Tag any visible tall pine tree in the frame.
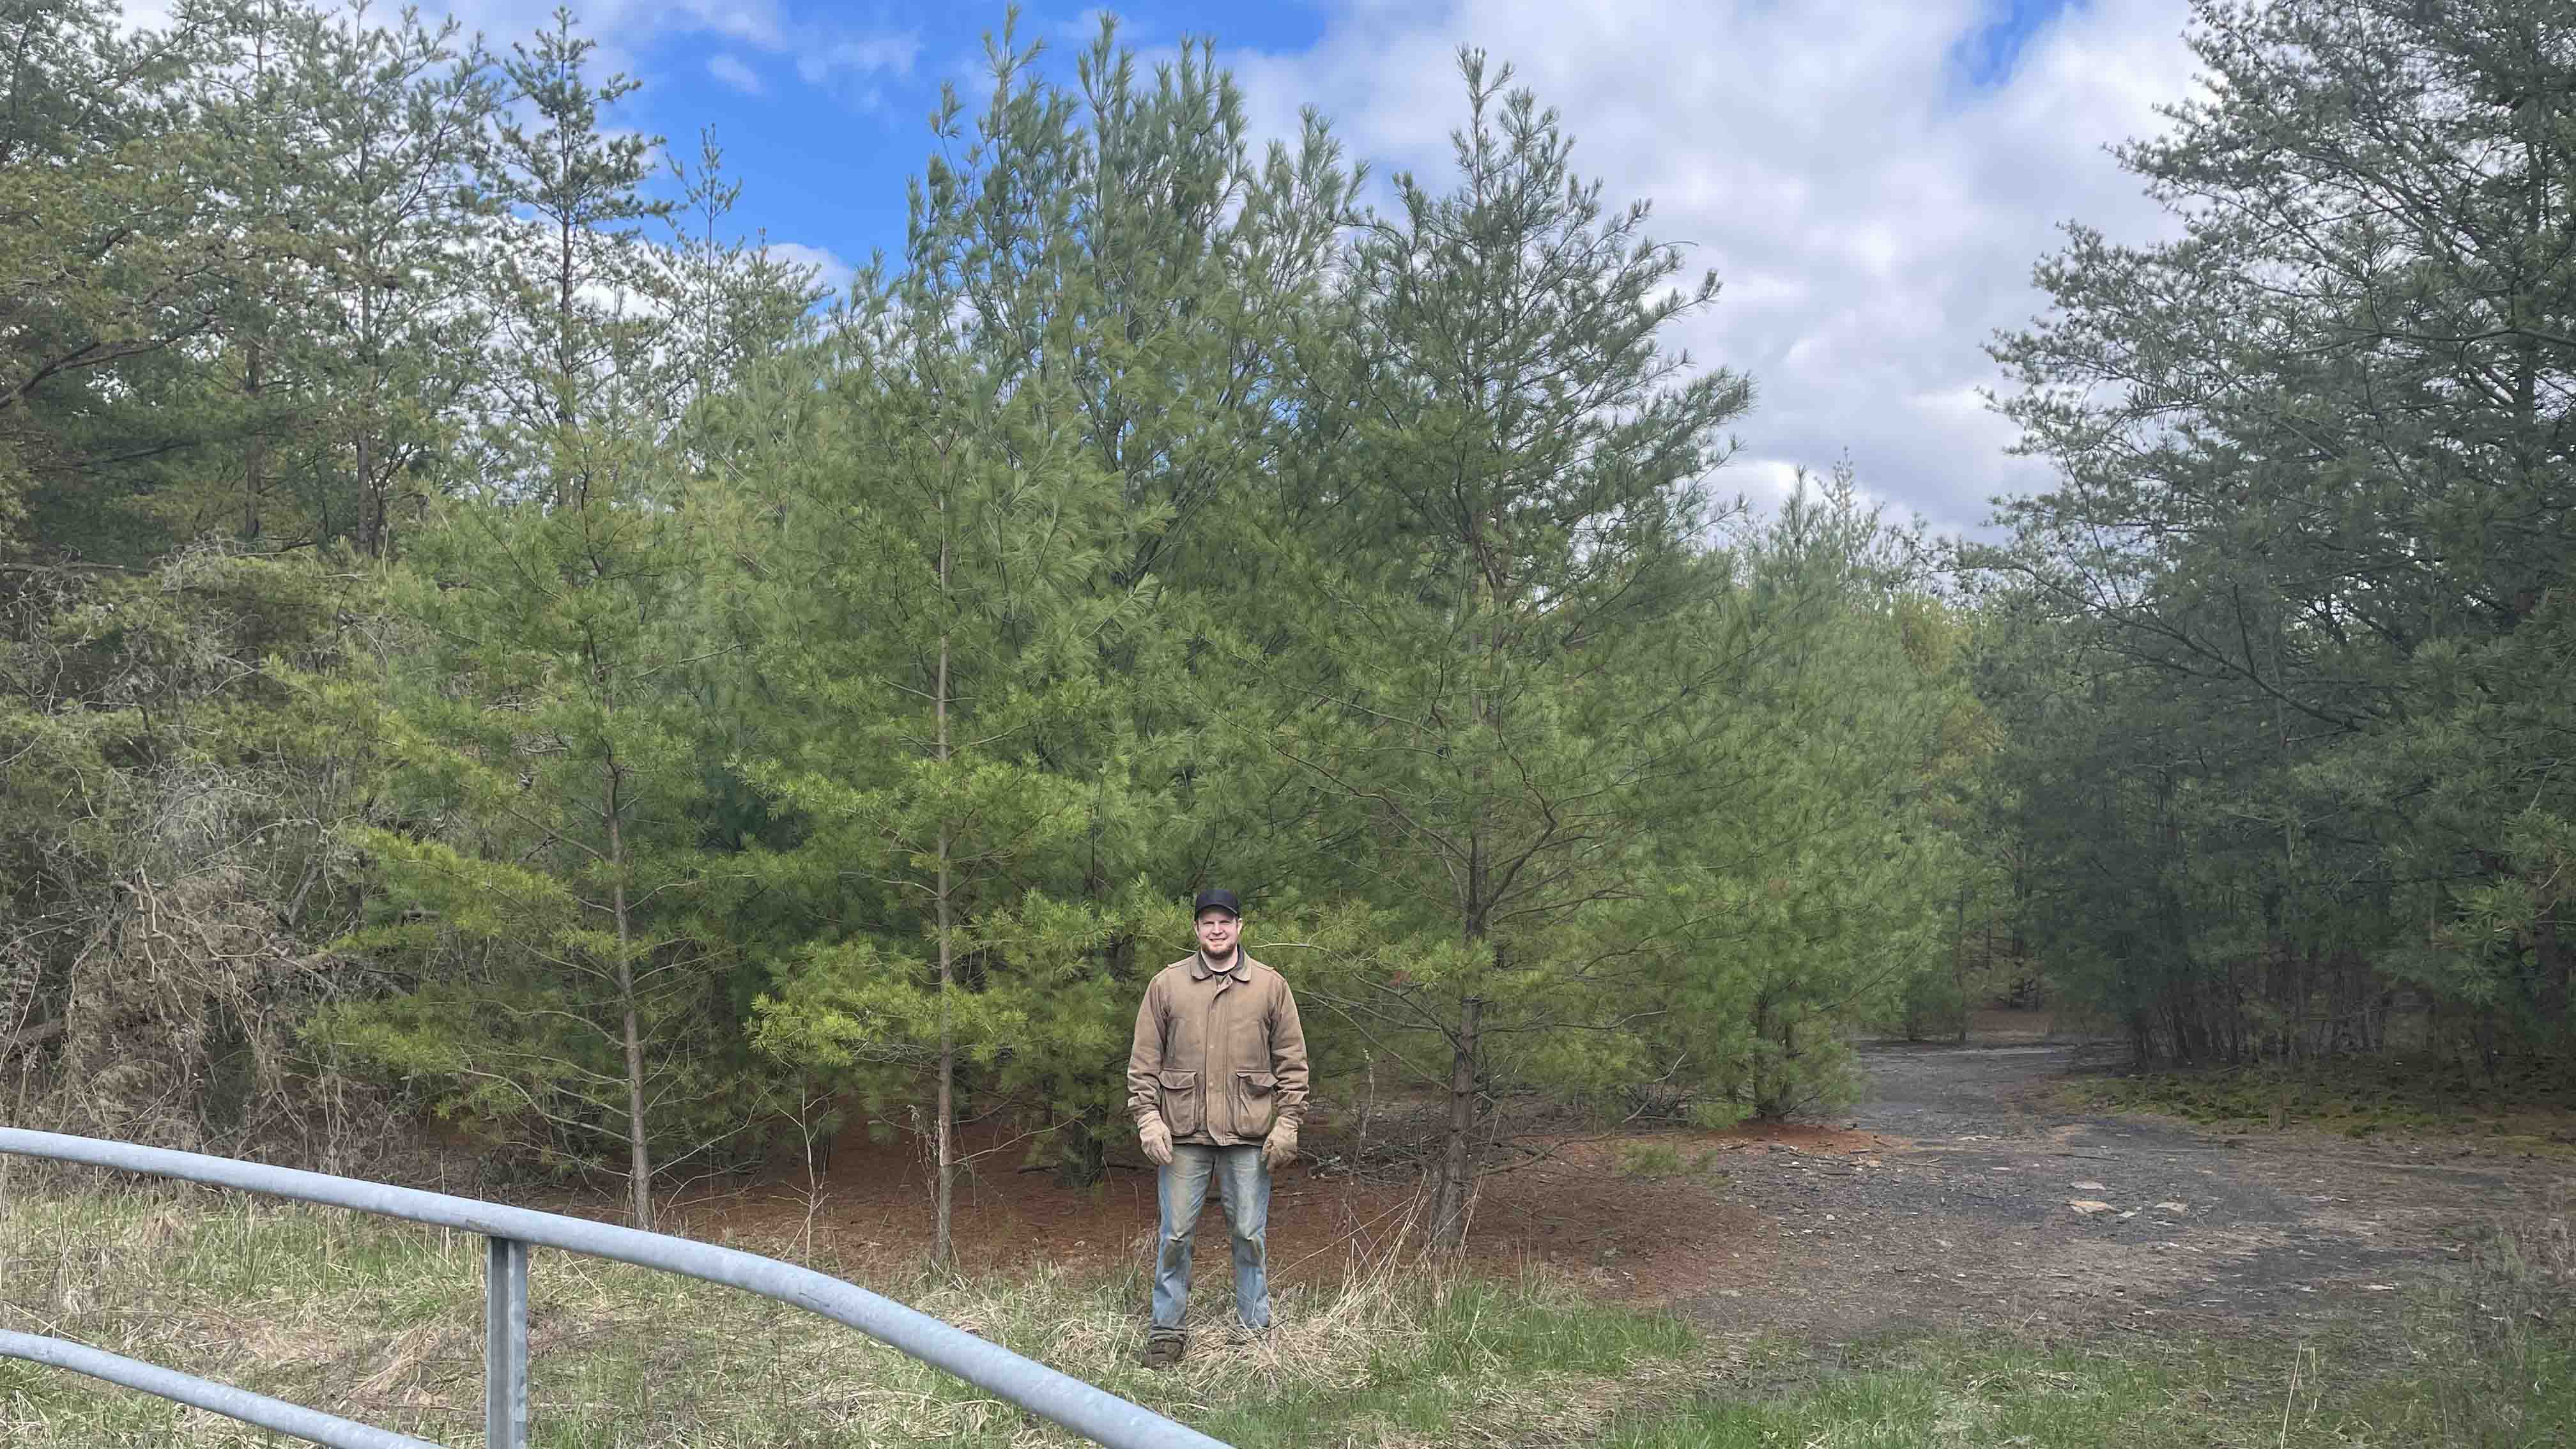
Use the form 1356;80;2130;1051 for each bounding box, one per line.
716;36;1164;1261
1260;52;1751;1243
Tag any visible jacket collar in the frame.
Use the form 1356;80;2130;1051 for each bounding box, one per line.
1190;949;1251;983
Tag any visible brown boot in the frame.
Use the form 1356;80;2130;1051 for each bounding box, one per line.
1137;1331;1186;1370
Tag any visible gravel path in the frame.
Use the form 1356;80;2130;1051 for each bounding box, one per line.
1670;1036;2575;1346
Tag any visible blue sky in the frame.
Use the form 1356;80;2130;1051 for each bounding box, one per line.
1953;0;2081;86
607;2;1331;281
128;0;2200;532
618;0;2087;298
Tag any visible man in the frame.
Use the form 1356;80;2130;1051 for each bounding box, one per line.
1125;887;1309;1368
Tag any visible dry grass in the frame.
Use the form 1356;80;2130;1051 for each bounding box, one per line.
1596;1206;2576;1448
0;1172;1692;1447
16;1165;2565;1447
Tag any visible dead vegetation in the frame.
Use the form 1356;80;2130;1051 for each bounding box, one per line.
0;1175;1692;1448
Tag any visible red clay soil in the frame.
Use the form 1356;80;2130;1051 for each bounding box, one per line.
652;1114;1900;1306
570;1024;2576;1349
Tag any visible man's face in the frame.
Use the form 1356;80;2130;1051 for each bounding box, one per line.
1195;909;1241;958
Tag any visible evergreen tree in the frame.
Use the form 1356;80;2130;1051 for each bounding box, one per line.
1261;52;1751;1243
1981;0;2576;1062
242;0;494;556
1641;474;1981;1118
0;2;435;1148
1;0;280;560
910;17;1365;1183
715;299;1149;1268
712;36;1165;1260
315;15;758;1225
321;421;736;1227
657;129;830;424
474;7;671;509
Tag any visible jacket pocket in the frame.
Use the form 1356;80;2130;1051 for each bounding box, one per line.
1236;1071;1278;1137
1157;1070;1201;1138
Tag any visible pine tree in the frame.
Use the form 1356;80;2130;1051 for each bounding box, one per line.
1980;0;2576;1062
0;0;282;560
1261;52;1751;1243
474;6;671;510
323;419;732;1228
317;13;737;1227
896;17;1365;1184
708;36;1165;1261
1642;473;1980;1118
243;0;494;556
714;299;1147;1266
657;129;830;424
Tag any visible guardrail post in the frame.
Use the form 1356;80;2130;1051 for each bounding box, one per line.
486;1235;529;1449
0;1128;1232;1448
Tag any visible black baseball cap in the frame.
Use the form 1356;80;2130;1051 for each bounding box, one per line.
1192;888;1242;919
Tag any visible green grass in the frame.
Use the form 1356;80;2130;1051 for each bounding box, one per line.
1600;1331;2576;1447
1609;1211;2576;1448
2064;1055;2576;1153
1187;1276;1696;1448
4;1172;2572;1446
0;1174;1695;1446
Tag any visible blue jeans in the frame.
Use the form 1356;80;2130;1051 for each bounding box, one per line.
1151;1144;1270;1335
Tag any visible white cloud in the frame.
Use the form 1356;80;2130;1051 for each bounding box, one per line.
111;0;180;32
123;1;908;107
439;0;791;53
765;241;857;298
706;53;765;96
445;0;916;107
1225;0;2204;535
111;0;2207;538
1058;7;1122;44
794;31;922;88
1733;459;1809;510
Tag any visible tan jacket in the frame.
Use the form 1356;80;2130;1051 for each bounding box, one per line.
1127;951;1309;1146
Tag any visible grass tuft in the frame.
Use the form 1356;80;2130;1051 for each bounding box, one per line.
1602;1210;2576;1448
9;1174;2572;1446
0;1181;1694;1446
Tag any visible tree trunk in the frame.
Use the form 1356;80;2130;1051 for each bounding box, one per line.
355;267;388;556
931;533;956;1270
1432;994;1481;1247
2536;903;2568;1046
1953;885;1970;1044
1432;558;1507;1252
1430;815;1492;1250
556;212;579;510
606;765;654;1232
934;835;954;1268
355;345;378;557
242;340;265;541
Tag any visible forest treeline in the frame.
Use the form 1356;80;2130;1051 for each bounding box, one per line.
2;0;2567;1254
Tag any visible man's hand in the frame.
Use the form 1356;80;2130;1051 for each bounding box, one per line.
1139;1116;1174;1166
1262;1118;1297;1169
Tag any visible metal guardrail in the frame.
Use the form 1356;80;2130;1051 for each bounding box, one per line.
0;1330;443;1449
0;1128;1229;1449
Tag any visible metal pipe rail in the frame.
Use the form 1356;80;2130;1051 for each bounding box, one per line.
0;1128;1229;1449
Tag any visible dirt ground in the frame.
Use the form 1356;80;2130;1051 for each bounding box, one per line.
663;1009;2576;1349
1675;1027;2572;1349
